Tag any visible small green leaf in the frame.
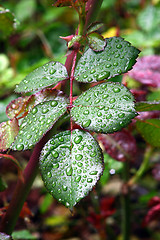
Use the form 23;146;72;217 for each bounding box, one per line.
87;32;106;52
39;129;103;209
68;35;82;49
87;22;104;34
135;101;160;111
0;176;8;192
0;118;19;152
0;8;18;38
136;119;160;147
12;95;68;151
12;230;36;240
15;61;68;93
75;37;140;83
71;82;136;133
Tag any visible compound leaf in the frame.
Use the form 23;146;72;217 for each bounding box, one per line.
136;119;160;147
39;129;103;209
11;95;68;151
71;82;136;133
15;61;68;93
75;36;140;83
0;118;19;152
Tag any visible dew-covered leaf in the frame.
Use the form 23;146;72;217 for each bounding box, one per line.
39;129;103;209
97;129;137;162
128;55;160;88
11;95;68;151
15;61;68;93
0;8;18;38
87;32;106;52
136;119;160;147
71;82;137;133
6;96;30;119
87;22;104;34
135;101;160;112
75;37;140;83
0;118;19;152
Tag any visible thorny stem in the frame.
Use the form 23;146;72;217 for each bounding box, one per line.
70;51;77;131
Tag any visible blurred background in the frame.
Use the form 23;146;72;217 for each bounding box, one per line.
0;0;160;239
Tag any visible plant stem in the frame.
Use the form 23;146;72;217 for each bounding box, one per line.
129;146;153;186
121;160;130;240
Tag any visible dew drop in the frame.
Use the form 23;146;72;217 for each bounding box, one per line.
49;69;56;75
42;108;49;114
16;144;24;151
52;163;59;169
106;114;112;119
90;69;96;74
97;112;102;117
113;87;121;93
32;107;38;114
75;154;83;161
89;171;98;175
66;166;73;176
62;185;68;191
83;110;89;115
51;100;58;107
87;178;93;183
58;188;61;193
47;172;52;178
83;119;91;128
102;94;109;99
77;162;83;167
51;150;59;158
26;134;32;140
75;175;81;182
109;98;116;104
53;182;56;187
97;71;110;81
58;136;64;142
118;113;125;118
116;44;122;49
74;135;82;144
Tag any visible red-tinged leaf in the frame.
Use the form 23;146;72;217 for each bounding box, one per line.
148;196;160;208
19;202;33;219
6;96;30;119
128;55;160;88
0;118;19;152
143;202;160;226
87;22;104;34
97;129;137;162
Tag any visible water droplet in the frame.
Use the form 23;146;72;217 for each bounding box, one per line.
102;94;109;99
116;44;122;49
77;162;83;167
58;188;61;193
74;135;82;144
113;62;118;66
97;112;102;117
117;69;122;74
42;108;49;114
26;134;32;140
89;171;98;175
58;136;64;142
49;69;56;74
96;71;110;81
90;69;96;74
83;110;89;115
51;150;59;158
87;178;93;183
16;144;24;151
51;100;58;107
109;98;116;104
75;175;81;182
66;166;73;176
123;95;131;100
75;154;83;161
32;107;38;114
90;151;96;157
52;163;59;168
50;140;55;145
113;87;121;93
83;119;91;128
118;113;125;118
53;182;56;187
106;114;112;119
47;172;52;178
83;74;88;79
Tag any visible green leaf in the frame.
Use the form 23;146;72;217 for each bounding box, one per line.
39;129;103;209
15;61;68;93
75;37;140;83
0;118;19;152
0;176;7;192
87;32;106;52
137;5;160;32
0;8;18;38
12;95;68;151
87;22;104;34
71;82;136;133
135;101;160;111
136;119;160;147
12;230;36;240
0;233;11;240
68;35;82;49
